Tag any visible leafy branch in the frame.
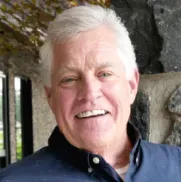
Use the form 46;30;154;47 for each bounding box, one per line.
0;0;110;59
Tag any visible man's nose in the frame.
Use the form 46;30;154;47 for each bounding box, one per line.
77;77;102;102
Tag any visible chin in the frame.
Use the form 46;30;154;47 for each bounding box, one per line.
76;116;115;132
79;129;115;149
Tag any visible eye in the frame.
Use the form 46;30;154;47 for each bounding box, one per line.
62;78;75;83
98;72;112;78
59;77;78;87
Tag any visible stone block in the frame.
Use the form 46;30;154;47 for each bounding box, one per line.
111;0;163;74
154;0;181;72
111;0;181;73
130;91;150;140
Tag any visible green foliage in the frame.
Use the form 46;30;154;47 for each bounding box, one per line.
15;94;21;122
0;0;110;57
0;95;2;122
0;92;4;150
0;93;20;122
15;90;22;160
16;128;22;160
0;93;22;160
0;130;3;150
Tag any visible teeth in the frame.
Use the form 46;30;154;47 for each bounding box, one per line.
92;110;98;116
76;110;107;118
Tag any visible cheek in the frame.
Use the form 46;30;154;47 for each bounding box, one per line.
52;88;77;114
103;81;131;108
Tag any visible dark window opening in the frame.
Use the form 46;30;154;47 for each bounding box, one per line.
0;76;4;150
14;77;33;160
19;77;33;158
0;74;33;168
0;72;10;168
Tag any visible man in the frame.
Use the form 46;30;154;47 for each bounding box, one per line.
0;4;181;182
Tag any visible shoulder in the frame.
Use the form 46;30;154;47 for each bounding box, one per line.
0;147;59;181
140;139;181;152
0;146;94;182
140;140;181;161
131;140;181;181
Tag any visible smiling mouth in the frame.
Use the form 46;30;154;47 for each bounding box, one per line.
75;110;109;119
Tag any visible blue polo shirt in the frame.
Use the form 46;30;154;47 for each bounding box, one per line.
1;123;181;182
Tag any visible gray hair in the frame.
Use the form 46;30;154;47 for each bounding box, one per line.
40;5;137;86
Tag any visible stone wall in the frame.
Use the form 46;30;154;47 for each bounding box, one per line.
111;0;181;74
139;72;181;144
31;78;55;151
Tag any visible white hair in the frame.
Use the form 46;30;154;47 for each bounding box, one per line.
40;5;137;86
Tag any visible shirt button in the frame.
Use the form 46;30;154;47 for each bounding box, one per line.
88;167;93;173
136;157;139;166
93;157;100;164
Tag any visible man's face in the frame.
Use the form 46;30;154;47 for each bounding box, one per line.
45;26;139;150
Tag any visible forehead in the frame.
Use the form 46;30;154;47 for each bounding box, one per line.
53;26;120;68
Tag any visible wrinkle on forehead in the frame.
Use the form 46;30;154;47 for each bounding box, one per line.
60;39;117;59
52;26;120;73
54;26;117;56
56;61;116;76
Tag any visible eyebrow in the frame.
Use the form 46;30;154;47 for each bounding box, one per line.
56;61;114;76
56;65;79;75
97;61;114;69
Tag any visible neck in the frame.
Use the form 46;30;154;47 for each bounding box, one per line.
91;131;132;169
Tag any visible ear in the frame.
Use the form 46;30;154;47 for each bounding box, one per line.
44;86;54;111
128;69;139;105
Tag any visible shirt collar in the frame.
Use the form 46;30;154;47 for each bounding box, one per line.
127;121;141;146
48;122;141;171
